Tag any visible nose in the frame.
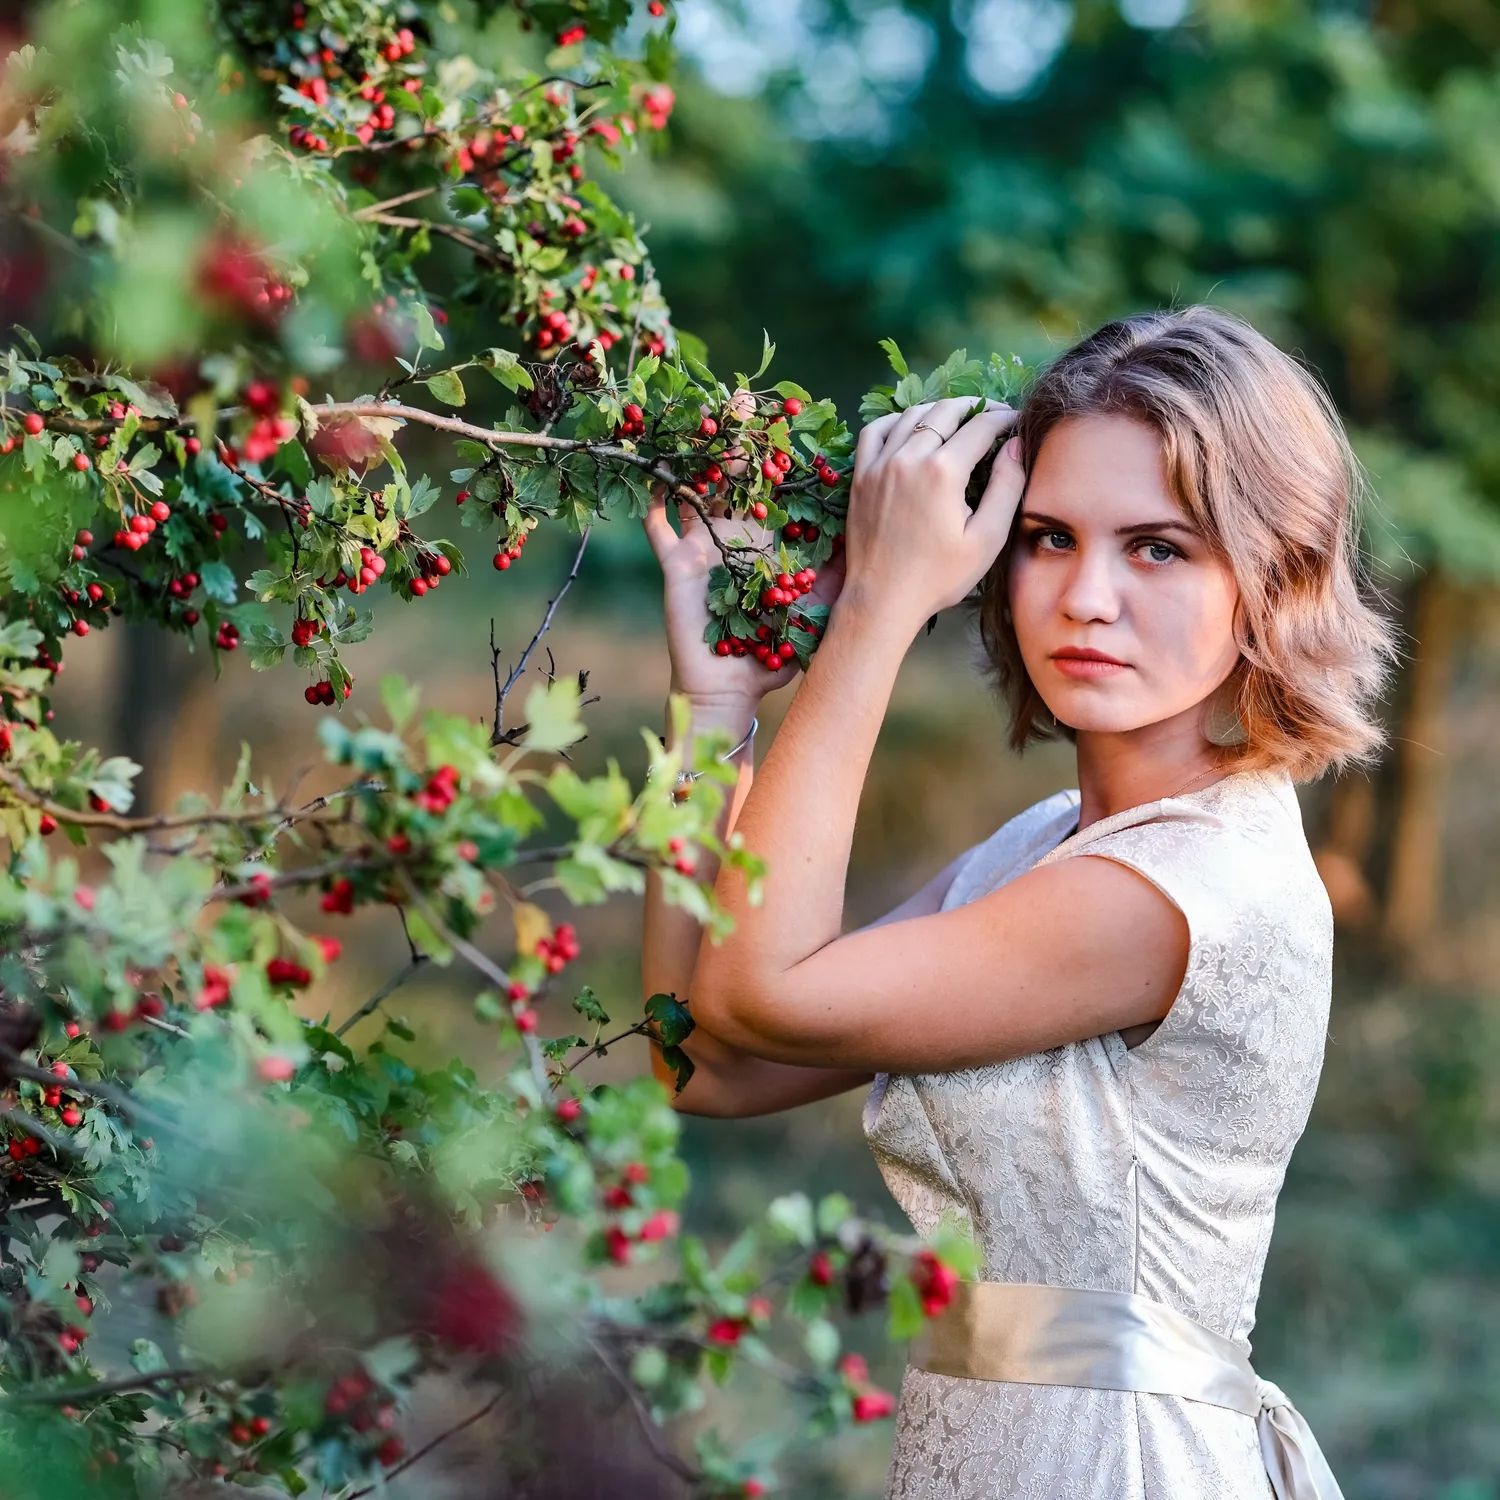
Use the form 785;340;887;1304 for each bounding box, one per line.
1058;546;1123;625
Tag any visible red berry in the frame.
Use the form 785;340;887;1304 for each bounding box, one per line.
555;1097;582;1123
782;398;803;416
61;1106;83;1127
493;553;510;570
72;453;90;472
150;500;170;522
23;412;44;435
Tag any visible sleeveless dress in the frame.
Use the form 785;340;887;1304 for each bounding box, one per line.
861;766;1333;1500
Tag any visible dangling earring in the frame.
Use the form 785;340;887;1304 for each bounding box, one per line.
1202;686;1248;747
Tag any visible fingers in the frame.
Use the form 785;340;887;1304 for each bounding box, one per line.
856;396;1014;470
963;434;1028;554
935;403;1019;473
642;482;677;563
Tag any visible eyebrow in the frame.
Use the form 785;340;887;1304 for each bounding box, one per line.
1020;511;1202;539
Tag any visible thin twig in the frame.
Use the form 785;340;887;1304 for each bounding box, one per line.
344;1389;507;1498
333;957;428;1039
397;878;553;1099
582;1328;701;1485
492;527;593;745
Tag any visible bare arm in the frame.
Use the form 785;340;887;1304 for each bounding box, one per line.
643;695;970;1119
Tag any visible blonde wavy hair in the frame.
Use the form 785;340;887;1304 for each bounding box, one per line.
965;305;1404;783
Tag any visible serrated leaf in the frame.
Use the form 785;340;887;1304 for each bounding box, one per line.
424;370;466;407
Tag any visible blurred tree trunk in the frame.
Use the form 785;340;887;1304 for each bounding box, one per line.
1381;569;1458;963
112;625;219;815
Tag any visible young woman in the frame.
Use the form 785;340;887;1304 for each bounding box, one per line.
640;306;1400;1498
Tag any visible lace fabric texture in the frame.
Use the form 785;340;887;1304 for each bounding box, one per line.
862;768;1333;1499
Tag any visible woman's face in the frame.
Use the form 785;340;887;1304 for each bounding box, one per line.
1006;413;1241;742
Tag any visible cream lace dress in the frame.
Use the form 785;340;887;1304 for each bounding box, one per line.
861;767;1333;1499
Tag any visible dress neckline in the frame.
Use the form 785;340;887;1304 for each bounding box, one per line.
1041;767;1280;863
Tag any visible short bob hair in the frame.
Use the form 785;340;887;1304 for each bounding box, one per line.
965;305;1404;784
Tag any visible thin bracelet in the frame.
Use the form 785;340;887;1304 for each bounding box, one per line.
645;714;759;790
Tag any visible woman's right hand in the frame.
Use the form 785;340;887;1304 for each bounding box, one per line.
641;394;846;705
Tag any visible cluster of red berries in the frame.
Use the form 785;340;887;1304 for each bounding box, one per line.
535;921;579;974
413;763;460;814
240;380;297;464
224;1414;273;1447
382;26;418;62
112;499;171;552
215;621;241;651
603;1205;680;1266
452;119;527;176
556;23;588;46
266;958;311;989
56;1291;92;1356
304;679;351;706
663;835;695;876
350;545;387;594
758;567;817;613
706;1295;773;1346
0;409;50;452
840;1352;897;1422
492;530;529;571
641;84;676;130
531;303;578;350
408;550;452;596
322;1368;404;1468
194;230;297;327
237;872;275;908
321;876;355;915
58;579;108;637
909;1249;959;1318
195;965;233;1011
290;615;323;648
599;1159;651;1211
615;402;646;439
6;1130;42;1161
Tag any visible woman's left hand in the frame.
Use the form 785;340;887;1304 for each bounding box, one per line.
843;397;1026;622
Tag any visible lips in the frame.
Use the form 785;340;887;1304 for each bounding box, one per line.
1052;650;1128;666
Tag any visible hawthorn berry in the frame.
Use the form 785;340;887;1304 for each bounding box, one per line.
23;412;43;436
555;1096;582;1123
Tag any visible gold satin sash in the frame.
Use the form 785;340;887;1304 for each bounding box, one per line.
909;1281;1344;1500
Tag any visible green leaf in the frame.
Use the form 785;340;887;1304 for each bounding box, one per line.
645;993;693;1048
411;302;445;352
380;674;420;730
766;1192;815;1247
878;337;910;379
572;986;610;1026
520;676;586;753
887;1275;926;1341
803;1318;840;1369
274;439;313;488
424;370;467;407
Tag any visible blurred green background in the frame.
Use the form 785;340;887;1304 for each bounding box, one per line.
34;0;1500;1494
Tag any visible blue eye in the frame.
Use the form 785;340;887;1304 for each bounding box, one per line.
1025;529;1181;566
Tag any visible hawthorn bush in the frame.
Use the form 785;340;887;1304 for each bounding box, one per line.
0;3;1017;1493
